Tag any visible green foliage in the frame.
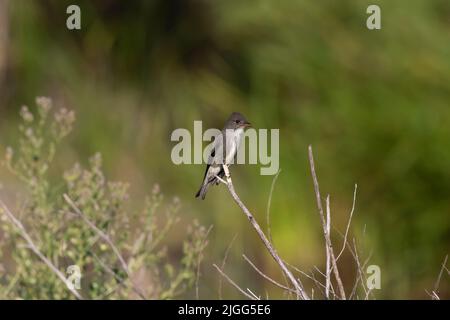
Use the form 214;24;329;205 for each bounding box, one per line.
0;98;208;299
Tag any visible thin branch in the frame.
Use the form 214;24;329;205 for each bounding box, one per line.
64;194;130;276
91;251;146;300
213;264;257;300
64;194;147;299
325;195;331;299
196;225;213;300
266;169;281;243
444;266;450;275
364;287;373;300
308;145;346;300
243;254;296;294
91;253;131;298
431;254;448;300
312;265;336;298
219;234;238;300
334;227;372;300
425;289;440;300
246;288;260;300
336;184;358;261
221;164;309;300
351;237;370;299
287;261;338;299
2;272;20;299
310;270;326;297
311;269;331;298
0;200;83;300
348;246;372;299
99;282;124;299
215;175;227;185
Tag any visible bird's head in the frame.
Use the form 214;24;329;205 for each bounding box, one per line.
226;112;251;130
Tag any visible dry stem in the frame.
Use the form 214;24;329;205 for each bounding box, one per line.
213;264;257;300
219;165;309;300
308;145;346;300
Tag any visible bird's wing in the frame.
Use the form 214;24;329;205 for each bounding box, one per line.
200;132;226;183
209;132;225;165
201;147;214;182
201;135;219;183
206;139;216;165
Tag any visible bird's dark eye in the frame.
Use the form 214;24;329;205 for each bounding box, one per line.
235;120;240;124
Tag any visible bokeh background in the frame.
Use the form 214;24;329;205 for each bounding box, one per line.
0;0;449;299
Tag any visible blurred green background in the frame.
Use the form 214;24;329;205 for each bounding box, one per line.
0;0;449;299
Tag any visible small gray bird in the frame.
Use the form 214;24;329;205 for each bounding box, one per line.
195;112;251;199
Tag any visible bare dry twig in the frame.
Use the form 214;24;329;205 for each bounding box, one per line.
246;288;260;300
242;254;297;294
333;224;373;300
213;146;363;300
213;264;257;300
336;184;358;261
308;145;346;300
266;169;281;243
344;236;374;300
287;261;337;299
325;195;331;299
219;164;309;300
218;234;238;300
430;254;449;300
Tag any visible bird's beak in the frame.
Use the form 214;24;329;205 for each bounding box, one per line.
243;121;251;128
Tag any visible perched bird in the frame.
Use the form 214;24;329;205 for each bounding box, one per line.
195;112;251;199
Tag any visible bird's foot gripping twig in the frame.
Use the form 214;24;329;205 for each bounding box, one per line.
215;164;231;185
215;175;228;185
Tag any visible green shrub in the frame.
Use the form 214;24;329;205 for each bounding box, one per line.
0;97;208;299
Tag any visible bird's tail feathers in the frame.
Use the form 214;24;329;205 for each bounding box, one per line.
195;182;210;200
